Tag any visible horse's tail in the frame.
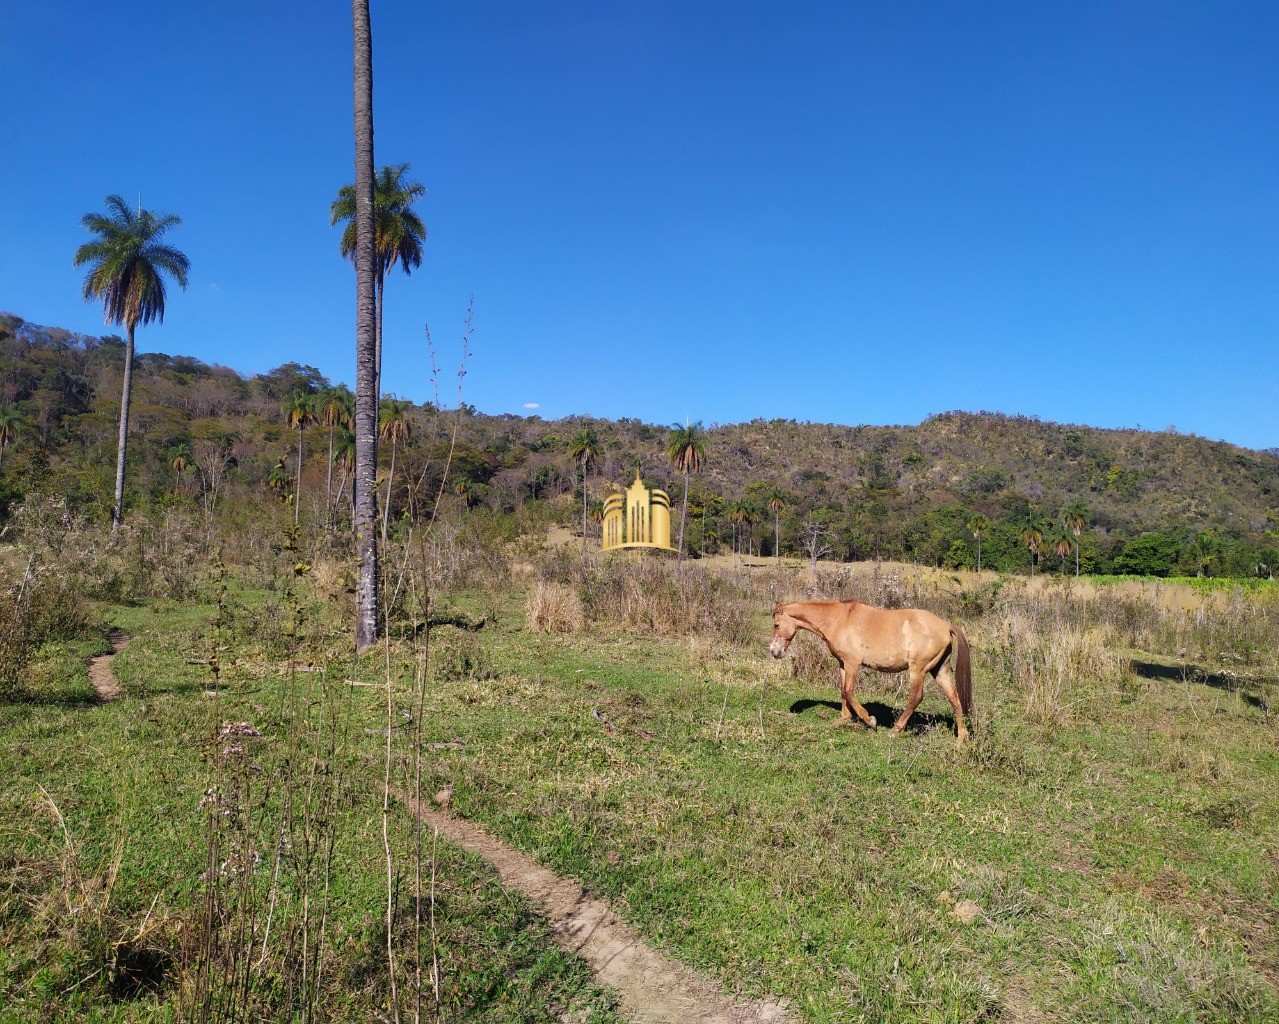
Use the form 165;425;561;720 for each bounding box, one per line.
952;628;973;716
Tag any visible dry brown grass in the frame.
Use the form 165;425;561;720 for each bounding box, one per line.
525;581;584;634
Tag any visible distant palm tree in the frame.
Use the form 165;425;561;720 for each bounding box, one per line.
268;457;290;500
1052;534;1072;573
568;426;600;554
453;477;481;509
331;164;426;396
282;392;315;525
967;514;989;572
665;421;706;563
726;500;748;559
74;195;189;529
1020;526;1044;576
0;406;19;469
744;502;762;557
317;389;353;531
1191;531;1220;577
166;442;191;494
1065;510;1086;576
768;491;786;566
379;397;411;548
332;428;357;527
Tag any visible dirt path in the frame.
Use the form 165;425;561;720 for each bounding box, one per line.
407;797;793;1024
88;632;130;701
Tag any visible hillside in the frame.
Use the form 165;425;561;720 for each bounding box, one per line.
2;311;1277;575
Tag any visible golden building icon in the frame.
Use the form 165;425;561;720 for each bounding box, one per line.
601;471;675;552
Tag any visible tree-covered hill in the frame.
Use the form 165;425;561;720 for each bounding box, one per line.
3;311;1276;576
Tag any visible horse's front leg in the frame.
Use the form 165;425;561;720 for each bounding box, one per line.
836;663;853;722
839;662;878;729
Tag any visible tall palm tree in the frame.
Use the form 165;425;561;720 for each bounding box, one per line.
74;195;189;530
1065;509;1086;577
331;164;426;397
726;500;748;559
379;397;411;549
568;426;600;554
664;421;706;564
768;491;786;566
282;392;315;525
351;0;379;651
967;514;989;572
317;388;353;532
1020;526;1044;576
0;406;19;470
744;502;762;557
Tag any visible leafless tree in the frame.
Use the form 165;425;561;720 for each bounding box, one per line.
801;517;832;580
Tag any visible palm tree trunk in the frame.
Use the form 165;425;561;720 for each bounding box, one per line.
774;512;780;567
381;436;396;551
294;427;304;526
404;451;417;523
334;464;350;529
325;425;335;533
1075;539;1080;577
581;459;588;556
977;535;982;573
677;467;689;564
111;325;136;531
352;0;379;651
374;271;385;399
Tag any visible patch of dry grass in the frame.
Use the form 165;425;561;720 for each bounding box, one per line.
526;581;584;634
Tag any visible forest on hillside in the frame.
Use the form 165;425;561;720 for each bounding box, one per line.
3;311;1277;578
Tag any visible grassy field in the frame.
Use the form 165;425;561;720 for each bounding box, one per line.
2;555;1278;1022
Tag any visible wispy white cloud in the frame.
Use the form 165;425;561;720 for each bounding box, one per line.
523;402;540;409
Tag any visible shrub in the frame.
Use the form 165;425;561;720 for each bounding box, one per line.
433;631;495;682
0;557;94;693
525;581;583;634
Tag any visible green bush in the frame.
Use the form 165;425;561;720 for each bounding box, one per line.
0;560;94;693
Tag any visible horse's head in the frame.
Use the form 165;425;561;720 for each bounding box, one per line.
770;603;799;658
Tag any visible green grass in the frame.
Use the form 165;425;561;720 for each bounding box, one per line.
420;592;1279;1023
0;595;624;1023
3;579;1278;1022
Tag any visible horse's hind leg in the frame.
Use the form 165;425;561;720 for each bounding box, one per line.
935;660;969;745
891;667;926;735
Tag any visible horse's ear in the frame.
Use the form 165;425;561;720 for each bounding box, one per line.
773;601;783;614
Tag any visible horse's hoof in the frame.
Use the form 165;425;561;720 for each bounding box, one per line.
867;716;878;730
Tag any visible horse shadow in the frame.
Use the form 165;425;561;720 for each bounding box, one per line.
787;697;955;734
0;689;101;709
1129;658;1268;710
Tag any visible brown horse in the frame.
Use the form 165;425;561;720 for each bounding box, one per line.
770;600;973;744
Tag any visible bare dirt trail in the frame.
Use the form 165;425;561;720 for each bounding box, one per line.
407;797;794;1024
88;632;130;701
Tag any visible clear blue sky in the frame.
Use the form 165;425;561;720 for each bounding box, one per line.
2;2;1276;448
